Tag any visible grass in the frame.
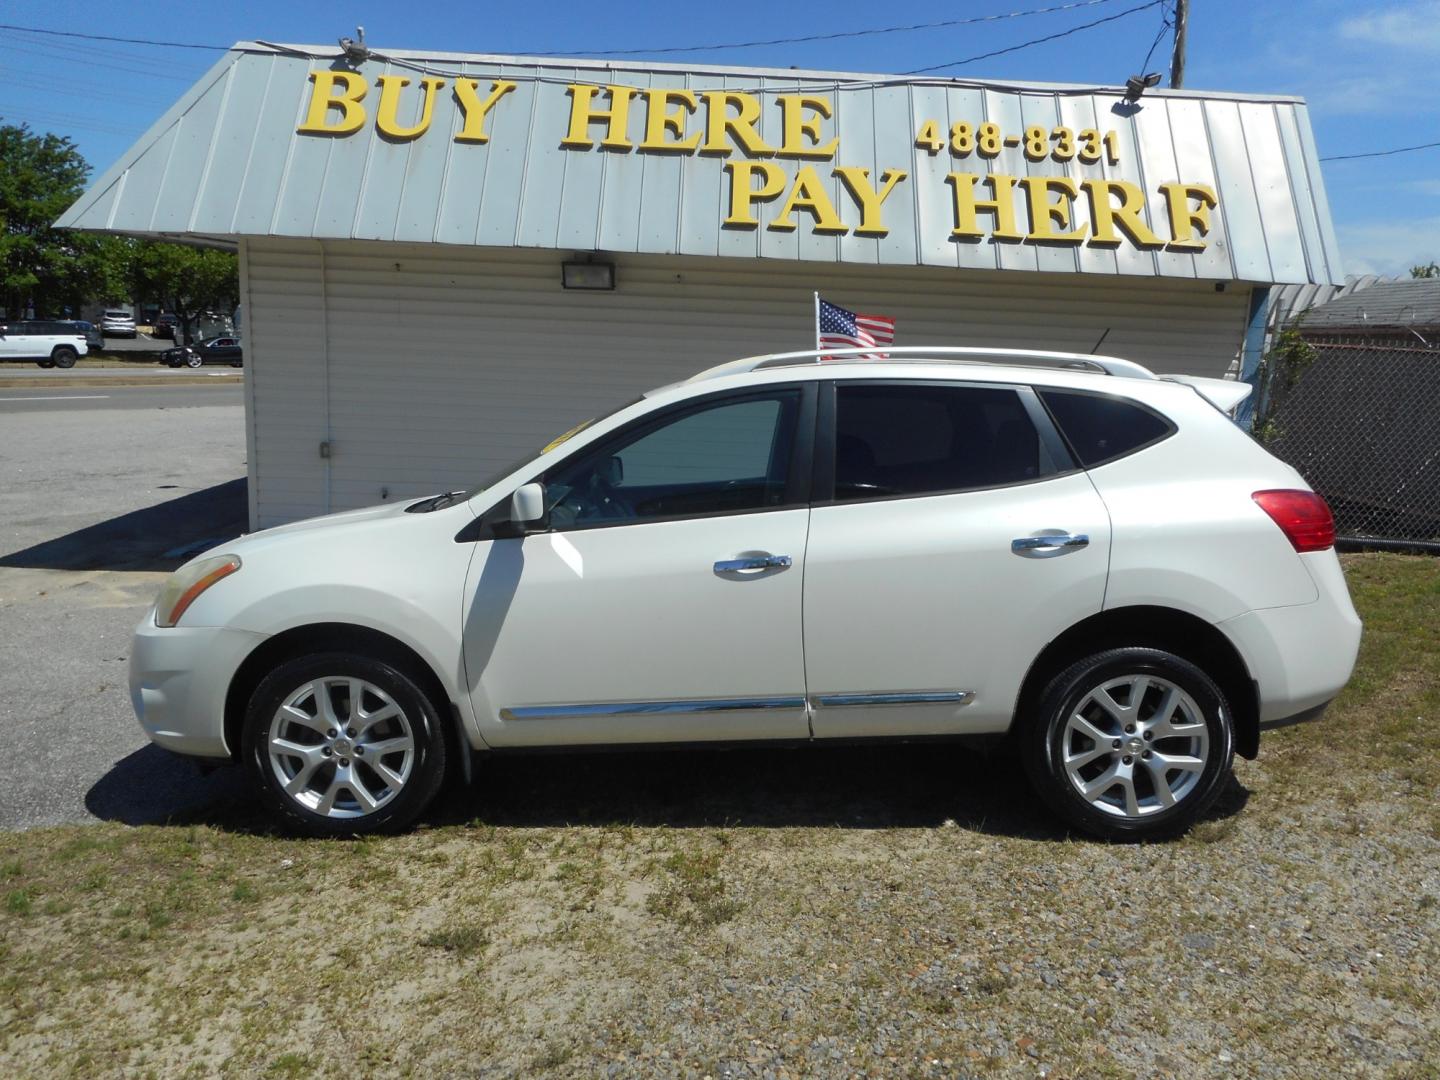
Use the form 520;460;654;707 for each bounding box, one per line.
0;553;1437;1078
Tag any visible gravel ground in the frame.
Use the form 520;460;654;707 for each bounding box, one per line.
0;556;1437;1078
0;392;247;829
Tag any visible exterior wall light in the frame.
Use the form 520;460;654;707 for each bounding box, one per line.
1124;72;1162;103
561;259;616;290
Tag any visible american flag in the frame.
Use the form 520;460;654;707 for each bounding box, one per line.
817;297;896;360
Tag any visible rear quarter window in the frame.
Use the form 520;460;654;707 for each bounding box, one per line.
1038;389;1175;468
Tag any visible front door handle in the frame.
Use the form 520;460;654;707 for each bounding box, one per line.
1012;533;1089;554
714;554;792;573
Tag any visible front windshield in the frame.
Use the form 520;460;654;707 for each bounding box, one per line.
462;395;643;500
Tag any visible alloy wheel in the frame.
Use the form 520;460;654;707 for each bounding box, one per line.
1060;674;1210;818
266;677;416;818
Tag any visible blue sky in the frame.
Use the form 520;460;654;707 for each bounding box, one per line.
2;0;1435;276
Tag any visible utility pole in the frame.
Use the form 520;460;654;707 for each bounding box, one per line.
1170;0;1188;88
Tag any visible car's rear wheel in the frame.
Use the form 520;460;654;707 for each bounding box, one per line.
51;347;78;369
1021;648;1234;841
241;653;448;837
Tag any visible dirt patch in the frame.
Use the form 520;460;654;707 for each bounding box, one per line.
1;555;1438;1077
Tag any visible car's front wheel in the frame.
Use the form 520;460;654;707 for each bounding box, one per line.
1021;648;1234;841
241;653;449;837
186;354;203;368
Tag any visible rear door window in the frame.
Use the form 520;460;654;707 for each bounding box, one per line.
1037;389;1175;468
831;383;1055;501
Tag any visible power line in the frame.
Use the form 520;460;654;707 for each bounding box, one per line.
1;2;1136;61
904;0;1165;74
1138;4;1173;76
1321;141;1440;162
523;0;1132;57
0;23;228;50
5;38;205;81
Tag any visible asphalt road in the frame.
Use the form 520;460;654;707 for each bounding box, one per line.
0;384;242;412
0;383;249;829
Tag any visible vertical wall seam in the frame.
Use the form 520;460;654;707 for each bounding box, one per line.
319;240;333;514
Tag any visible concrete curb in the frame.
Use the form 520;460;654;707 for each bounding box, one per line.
0;376;243;390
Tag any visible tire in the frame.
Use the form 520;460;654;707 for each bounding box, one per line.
1020;648;1235;842
36;358;56;369
241;653;449;837
51;347;78;369
186;354;203;368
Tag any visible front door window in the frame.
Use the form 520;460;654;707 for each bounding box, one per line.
543;390;801;529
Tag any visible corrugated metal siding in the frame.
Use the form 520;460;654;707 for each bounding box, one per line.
244;242;330;523
245;237;1250;527
60;45;1345;287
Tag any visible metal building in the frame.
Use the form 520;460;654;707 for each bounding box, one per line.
58;41;1345;528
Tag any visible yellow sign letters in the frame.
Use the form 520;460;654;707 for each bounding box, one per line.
297;71;1222;252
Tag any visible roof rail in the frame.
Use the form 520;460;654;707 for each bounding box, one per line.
686;346;1158;384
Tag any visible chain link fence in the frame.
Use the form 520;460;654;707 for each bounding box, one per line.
1257;339;1440;550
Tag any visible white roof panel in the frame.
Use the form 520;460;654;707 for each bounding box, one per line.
57;42;1345;286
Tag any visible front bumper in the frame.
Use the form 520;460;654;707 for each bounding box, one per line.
129;612;265;760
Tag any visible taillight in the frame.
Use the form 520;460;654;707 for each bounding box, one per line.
1252;489;1335;552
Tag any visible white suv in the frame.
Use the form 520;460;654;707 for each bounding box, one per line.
0;320;89;368
129;348;1361;840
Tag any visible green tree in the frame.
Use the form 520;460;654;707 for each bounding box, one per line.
0;123;124;318
1411;262;1440;279
129;241;238;344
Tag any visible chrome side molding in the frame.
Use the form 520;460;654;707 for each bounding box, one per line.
810;690;975;708
500;696;807;721
500;690;975;721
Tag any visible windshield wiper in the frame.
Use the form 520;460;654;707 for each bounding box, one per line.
405;491;464;514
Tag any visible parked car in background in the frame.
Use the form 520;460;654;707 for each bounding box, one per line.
153;313;179;340
164;336;243;368
101;310;137;337
0;320;89;367
129;346;1361;840
61;320;103;353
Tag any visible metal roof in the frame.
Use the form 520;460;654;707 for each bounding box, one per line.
57;41;1345;286
1298;279;1440;330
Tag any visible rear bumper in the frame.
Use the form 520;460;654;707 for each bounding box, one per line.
1219;552;1362;725
1259;699;1333;731
129;612;265;760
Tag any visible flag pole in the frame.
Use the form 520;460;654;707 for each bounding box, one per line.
813;291;821;354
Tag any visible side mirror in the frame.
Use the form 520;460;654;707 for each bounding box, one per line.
509;482;547;527
495;480;550;541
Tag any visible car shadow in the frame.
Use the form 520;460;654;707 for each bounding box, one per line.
0;478;247;572
84;740;1249;841
85;744;252;827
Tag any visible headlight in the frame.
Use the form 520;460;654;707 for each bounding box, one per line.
154;554;242;627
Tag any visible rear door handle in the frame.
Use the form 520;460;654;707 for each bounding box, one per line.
714;554;792;573
1012;534;1089;553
